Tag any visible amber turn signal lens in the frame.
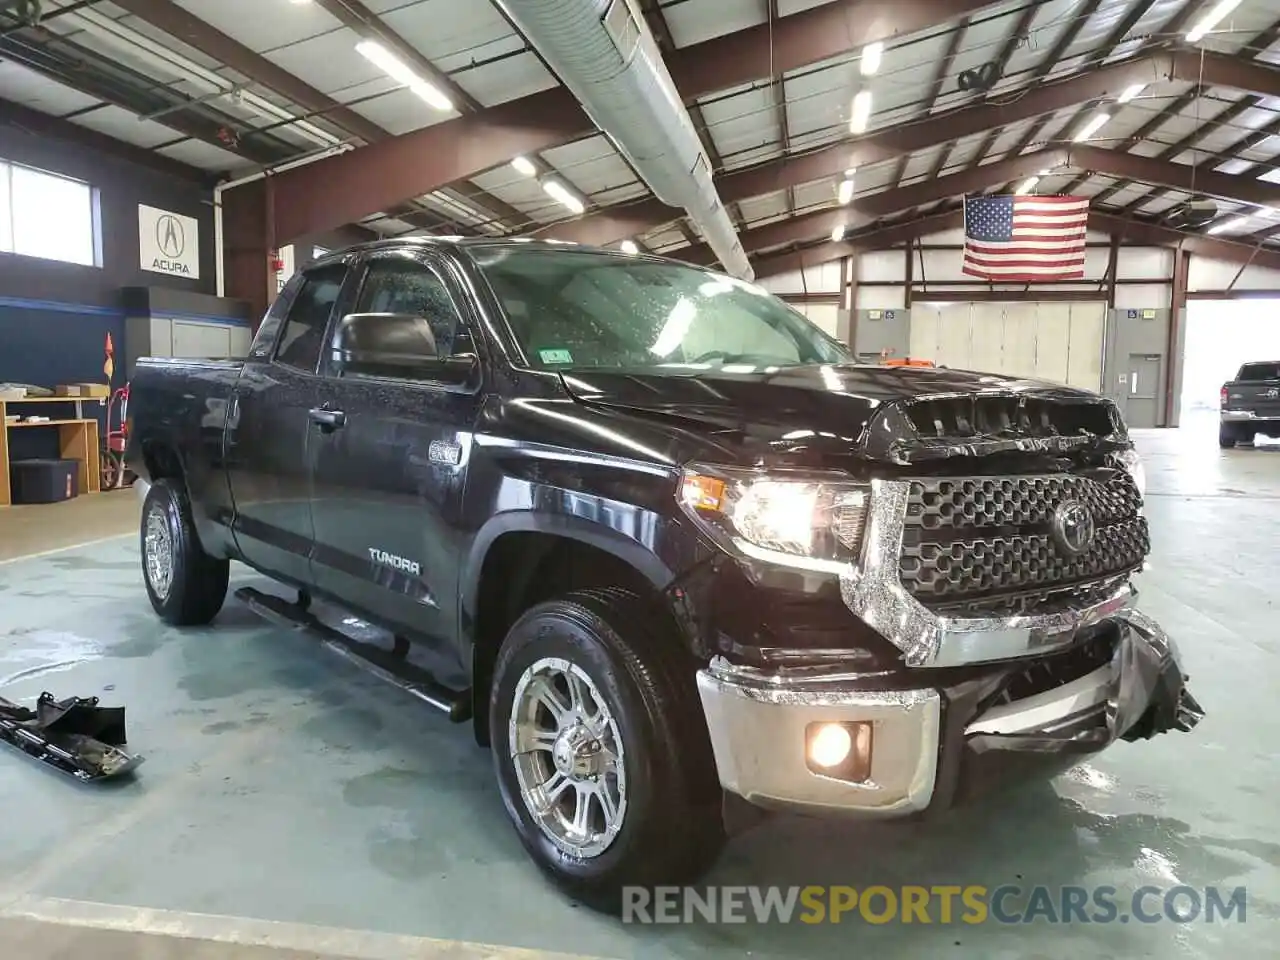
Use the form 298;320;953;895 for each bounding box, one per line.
681;474;726;511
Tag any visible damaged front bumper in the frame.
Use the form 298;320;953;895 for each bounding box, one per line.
695;607;1203;819
0;692;144;782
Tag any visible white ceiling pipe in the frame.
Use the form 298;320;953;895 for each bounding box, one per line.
213;144;355;298
62;5;341;150
491;0;752;279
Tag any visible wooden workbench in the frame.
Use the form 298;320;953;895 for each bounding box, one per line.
1;397;102;507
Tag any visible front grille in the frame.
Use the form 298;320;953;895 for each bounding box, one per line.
898;470;1147;614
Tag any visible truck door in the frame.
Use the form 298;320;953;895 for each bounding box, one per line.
225;261;352;588
306;248;483;655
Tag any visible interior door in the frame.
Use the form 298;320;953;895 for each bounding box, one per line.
225;262;350;587
1125;353;1163;428
307;249;484;653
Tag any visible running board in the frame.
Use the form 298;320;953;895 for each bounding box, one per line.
234;587;472;723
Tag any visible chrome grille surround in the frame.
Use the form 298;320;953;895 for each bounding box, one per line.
839;477;1145;668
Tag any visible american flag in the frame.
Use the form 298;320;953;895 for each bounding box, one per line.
962;195;1089;281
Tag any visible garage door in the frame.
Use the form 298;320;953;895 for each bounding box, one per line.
909;301;1105;391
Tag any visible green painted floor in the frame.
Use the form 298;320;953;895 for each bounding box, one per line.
0;422;1276;959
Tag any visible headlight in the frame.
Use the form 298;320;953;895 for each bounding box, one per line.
678;464;870;574
1117;448;1146;500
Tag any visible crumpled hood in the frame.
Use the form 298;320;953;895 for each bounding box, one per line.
558;364;1120;464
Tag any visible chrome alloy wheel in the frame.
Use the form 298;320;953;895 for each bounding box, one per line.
509;656;628;859
143;503;174;601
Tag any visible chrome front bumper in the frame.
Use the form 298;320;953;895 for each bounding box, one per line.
696;607;1202;818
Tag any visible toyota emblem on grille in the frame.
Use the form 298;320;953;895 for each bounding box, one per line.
1052;500;1095;555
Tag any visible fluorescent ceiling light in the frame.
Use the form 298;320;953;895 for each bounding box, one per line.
831;223;846;242
542;179;585;214
1208;216;1250;234
836;177;855;205
849;90;872;134
1187;0;1243;43
620;240;638;254
511;156;536;177
860;41;883;76
355;39;452;111
1073;112;1111;142
1016;177;1040;195
1117;83;1146;103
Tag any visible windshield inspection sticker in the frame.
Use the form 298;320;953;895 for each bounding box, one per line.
540;349;574;364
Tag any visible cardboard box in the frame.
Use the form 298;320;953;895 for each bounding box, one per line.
54;384;108;398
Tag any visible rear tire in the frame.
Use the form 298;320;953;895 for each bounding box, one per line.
1219;424;1241;448
141;478;230;626
489;588;724;912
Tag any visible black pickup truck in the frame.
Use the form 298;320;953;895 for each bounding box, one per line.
127;237;1201;909
1220;360;1280;447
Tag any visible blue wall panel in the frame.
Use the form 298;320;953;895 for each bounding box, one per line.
1;299;124;461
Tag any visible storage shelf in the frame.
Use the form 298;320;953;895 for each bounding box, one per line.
6;419;94;428
2;396;103;403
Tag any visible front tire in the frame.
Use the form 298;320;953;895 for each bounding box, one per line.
489;588;724;911
141;478;230;626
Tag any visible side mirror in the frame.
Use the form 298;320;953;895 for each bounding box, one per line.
331;312;475;381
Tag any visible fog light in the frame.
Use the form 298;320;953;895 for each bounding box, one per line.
805;721;872;781
809;723;852;767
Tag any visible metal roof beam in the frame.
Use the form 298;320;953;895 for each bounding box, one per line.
226;0;998;244
109;0;384;143
544;50;1174;245
668;143;1280;264
550;47;1280;248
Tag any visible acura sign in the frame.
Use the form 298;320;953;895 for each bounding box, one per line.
139;203;200;279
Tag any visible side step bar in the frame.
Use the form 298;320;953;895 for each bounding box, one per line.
234;587;472;723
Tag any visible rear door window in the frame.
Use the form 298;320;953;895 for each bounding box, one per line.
274;264;347;373
1237;362;1280;381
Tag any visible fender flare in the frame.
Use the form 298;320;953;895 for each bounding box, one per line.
459;509;677;629
460;509;684;746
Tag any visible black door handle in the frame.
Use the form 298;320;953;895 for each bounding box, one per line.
309;407;346;432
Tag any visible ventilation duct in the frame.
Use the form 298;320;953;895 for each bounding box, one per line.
493;0;752;279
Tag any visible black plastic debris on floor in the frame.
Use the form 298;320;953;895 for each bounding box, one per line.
0;692;144;782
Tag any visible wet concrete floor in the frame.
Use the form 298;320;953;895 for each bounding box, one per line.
0;424;1275;959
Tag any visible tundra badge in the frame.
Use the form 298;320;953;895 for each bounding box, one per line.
368;548;421;576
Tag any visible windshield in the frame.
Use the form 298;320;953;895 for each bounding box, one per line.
468;246;849;372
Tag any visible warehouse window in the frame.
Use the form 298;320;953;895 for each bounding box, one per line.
0;160;100;267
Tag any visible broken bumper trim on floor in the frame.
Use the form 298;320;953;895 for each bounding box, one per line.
0;692;145;782
695;608;1202;819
